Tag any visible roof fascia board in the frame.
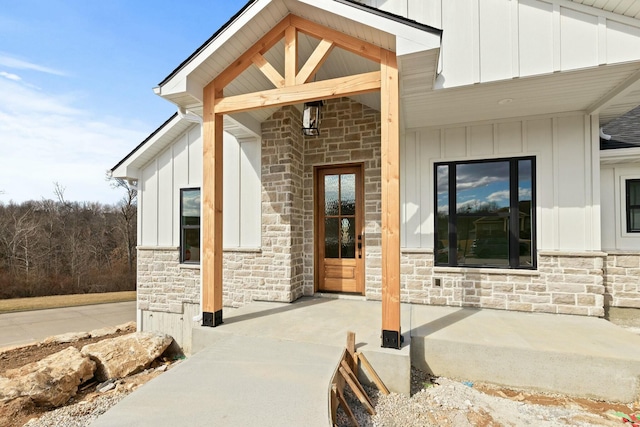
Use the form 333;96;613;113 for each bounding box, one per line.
159;0;442;98
600;146;640;163
538;0;640;28
157;0;272;97
293;0;441;53
111;114;185;177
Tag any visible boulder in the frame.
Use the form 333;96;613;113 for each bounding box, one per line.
0;347;95;407
89;321;136;339
81;331;173;381
42;331;90;344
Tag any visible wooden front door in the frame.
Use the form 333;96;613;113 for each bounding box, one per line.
316;164;364;294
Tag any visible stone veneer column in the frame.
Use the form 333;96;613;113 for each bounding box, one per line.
259;106;305;302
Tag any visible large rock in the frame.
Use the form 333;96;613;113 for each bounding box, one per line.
81;331;172;381
0;346;95;407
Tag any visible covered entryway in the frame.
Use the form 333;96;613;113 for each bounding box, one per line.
316;163;364;294
152;0;442;349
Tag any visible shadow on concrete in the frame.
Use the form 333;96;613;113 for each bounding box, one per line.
409;306;479;338
220;296;330;326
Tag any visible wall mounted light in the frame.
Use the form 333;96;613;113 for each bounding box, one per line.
302;101;323;136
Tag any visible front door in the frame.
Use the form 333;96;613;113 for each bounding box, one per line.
316;164;364;294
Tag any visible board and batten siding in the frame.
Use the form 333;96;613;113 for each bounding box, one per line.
601;164;640;251
139;125;261;248
357;0;640;88
400;113;600;252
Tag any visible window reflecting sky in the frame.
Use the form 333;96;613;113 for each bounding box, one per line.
182;190;201;218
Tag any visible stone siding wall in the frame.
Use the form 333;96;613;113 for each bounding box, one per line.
302;98;382;296
604;252;640;309
137;247;200;314
399;250;606;316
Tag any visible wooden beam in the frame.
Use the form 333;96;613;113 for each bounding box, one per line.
214;15;290;90
214;71;380;114
296;38;334;85
290;15;382;63
285;26;297;87
202;81;224;326
251;53;284;88
380;48;401;348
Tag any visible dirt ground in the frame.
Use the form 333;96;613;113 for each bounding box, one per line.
0;324;160;427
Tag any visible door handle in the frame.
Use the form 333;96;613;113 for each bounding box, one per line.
357;235;362;258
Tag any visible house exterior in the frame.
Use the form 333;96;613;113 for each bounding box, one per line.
111;0;640;353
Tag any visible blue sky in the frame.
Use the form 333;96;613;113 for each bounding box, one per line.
0;0;246;204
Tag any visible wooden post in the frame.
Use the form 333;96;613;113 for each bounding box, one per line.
202;81;224;327
380;48;401;349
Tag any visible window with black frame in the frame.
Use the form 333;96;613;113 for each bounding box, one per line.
627;179;640;233
435;157;535;269
181;188;201;263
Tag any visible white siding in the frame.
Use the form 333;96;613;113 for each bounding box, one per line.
139;125;261;249
435;0;640;88
401;113;600;252
600;164;640;250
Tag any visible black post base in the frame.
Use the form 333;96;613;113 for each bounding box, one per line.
381;329;402;349
203;310;223;327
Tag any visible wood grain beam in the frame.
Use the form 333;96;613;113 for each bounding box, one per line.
202;81;224;325
296;38;334;85
380;48;401;348
285;26;297;87
214;15;290;90
251;53;284;88
290;15;382;63
214;71;381;114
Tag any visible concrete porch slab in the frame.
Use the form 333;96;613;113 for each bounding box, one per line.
410;304;640;402
192;296;413;395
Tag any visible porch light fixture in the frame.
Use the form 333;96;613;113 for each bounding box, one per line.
302;101;323;136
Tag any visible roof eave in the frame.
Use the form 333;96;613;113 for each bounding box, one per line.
155;0;442;104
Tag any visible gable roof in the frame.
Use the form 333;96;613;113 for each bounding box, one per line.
153;0;442;130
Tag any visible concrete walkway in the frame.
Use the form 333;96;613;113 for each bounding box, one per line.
92;297;640;426
0;301;136;349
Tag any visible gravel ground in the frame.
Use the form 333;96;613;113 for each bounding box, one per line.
337;368;633;427
22;393;128;427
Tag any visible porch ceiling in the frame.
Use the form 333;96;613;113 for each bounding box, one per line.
404;60;640;130
154;0;441;136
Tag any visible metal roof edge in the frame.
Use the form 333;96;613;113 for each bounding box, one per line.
158;0;442;89
333;0;442;36
158;0;258;87
110;113;180;173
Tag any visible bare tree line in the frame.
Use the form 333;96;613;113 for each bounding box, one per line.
0;181;137;299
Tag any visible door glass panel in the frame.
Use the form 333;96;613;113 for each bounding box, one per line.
518;159;533;266
341;174;356;215
324;218;339;258
324;175;339;216
340;218;356;258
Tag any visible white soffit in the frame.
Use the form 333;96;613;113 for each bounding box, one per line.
403;61;640;130
569;0;640;20
155;0;441;119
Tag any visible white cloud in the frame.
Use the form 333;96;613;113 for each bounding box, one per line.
519;187;532;199
0;71;21;81
0;53;66;76
487;190;509;202
0;77;146;204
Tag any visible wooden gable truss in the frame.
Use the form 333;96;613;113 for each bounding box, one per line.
202;14;402;349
